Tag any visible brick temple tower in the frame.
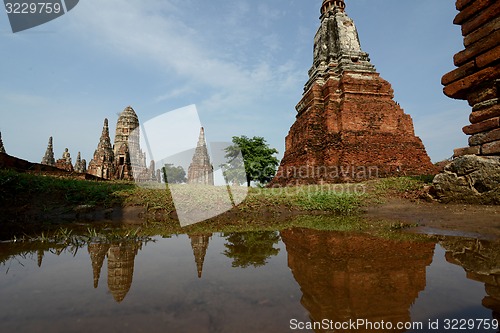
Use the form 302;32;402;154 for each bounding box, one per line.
74;152;87;173
272;0;435;185
88;119;116;179
187;127;214;185
113;106;148;180
41;136;55;166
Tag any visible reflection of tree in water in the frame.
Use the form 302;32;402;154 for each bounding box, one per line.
223;231;280;268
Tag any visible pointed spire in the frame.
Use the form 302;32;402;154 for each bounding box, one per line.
97;118;113;151
306;0;374;91
88;243;110;289
189;234;211;278
0;132;5;154
41;136;56;166
187;127;214;185
102;118;110;140
37;249;44;267
74;152;87;173
197;127;206;147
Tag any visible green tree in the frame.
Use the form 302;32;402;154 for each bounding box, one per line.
162;164;186;184
223;231;281;268
224;136;279;187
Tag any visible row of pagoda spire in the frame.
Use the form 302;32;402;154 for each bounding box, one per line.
1;106;215;185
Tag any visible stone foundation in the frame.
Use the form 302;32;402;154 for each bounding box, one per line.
432;155;500;204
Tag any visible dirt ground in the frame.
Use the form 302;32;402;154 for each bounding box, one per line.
363;198;500;240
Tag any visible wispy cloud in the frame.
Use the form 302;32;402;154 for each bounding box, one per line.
67;0;302;115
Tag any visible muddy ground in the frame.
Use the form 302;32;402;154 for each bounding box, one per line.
364;198;500;240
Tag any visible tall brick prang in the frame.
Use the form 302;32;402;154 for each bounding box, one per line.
272;0;435;185
41;136;55;166
187;127;214;185
86;107;157;181
88;118;116;179
113;106;148;180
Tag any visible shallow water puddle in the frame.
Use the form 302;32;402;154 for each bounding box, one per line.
0;229;498;332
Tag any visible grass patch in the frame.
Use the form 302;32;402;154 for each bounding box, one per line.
0;169;134;207
374;177;425;193
243;185;365;214
294;191;363;213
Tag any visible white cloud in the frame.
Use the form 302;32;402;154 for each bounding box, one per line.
67;0;301;113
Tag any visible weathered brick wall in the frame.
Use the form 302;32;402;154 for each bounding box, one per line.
273;71;436;185
442;0;500;157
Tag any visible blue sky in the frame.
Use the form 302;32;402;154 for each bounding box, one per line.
0;0;469;165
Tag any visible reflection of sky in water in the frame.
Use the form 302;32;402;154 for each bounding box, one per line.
0;233;497;333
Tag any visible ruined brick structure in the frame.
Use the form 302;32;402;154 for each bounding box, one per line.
187;127;214;185
272;0;435;185
87;106;158;181
41;137;56;166
73;152;87;174
87;119;116;179
441;0;500;157
55;148;74;172
432;0;500;204
113;106;149;180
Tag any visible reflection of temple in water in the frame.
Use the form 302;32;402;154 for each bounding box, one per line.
88;242;141;303
189;234;211;278
281;229;435;332
441;238;500;321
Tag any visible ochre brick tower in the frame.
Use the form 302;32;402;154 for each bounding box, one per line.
187;127;214;185
272;0;436;185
